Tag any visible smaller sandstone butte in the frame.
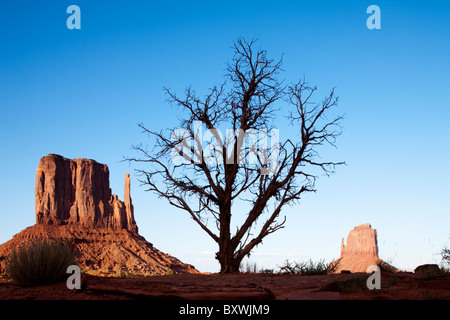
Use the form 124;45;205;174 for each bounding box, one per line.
341;223;378;257
335;223;385;273
35;154;137;232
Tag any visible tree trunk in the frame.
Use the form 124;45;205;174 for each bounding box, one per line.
217;201;242;273
217;247;242;273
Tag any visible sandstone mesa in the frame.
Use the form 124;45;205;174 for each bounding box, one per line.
35;154;137;232
0;154;198;276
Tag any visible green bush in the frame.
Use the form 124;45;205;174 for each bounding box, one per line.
239;261;276;274
6;239;77;287
165;268;176;275
278;259;340;275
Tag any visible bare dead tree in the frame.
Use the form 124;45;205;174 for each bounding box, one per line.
126;38;344;273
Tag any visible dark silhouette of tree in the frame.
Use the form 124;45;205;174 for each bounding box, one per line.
442;246;450;265
127;38;344;273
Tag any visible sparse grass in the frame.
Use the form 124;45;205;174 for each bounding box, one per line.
115;270;136;278
260;268;275;275
84;270;151;278
377;260;397;273
422;265;449;281
240;261;259;273
331;276;367;293
239;258;340;276
278;259;340;275
240;261;276;274
6;239;77;287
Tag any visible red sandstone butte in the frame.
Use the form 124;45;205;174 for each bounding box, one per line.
335;223;387;273
35;154;137;232
0;154;197;276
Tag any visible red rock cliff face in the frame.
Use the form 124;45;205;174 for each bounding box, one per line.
340;223;378;257
334;223;384;273
35;154;137;233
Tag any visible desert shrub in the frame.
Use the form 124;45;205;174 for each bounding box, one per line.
420;265;449;280
6;239;76;287
238;261;277;274
0;273;12;283
261;268;275;275
165;269;176;275
377;260;397;273
278;259;340;275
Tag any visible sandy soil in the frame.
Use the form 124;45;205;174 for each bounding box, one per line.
0;272;448;300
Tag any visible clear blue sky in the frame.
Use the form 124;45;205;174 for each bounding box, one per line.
1;0;449;272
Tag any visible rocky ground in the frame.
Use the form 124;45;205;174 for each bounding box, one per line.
0;271;448;300
0;224;198;276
